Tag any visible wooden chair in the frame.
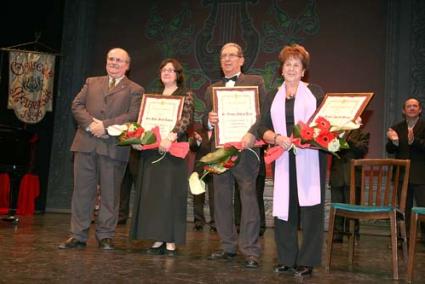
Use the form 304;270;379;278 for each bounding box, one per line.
325;159;410;279
407;207;425;282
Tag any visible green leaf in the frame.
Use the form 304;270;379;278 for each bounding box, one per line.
141;131;156;145
118;137;143;146
293;124;301;139
339;139;350;149
199;146;239;164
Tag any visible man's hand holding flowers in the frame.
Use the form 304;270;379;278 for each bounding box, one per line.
240;132;256;149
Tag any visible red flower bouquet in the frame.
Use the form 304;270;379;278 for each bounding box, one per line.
107;123;189;159
188;140;264;195
189;145;240;195
265;116;358;164
199;145;241;174
292;116;350;155
107;122;156;146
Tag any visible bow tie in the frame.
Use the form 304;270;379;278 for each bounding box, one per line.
224;75;238;83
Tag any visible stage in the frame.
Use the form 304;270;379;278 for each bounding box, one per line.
0;213;423;283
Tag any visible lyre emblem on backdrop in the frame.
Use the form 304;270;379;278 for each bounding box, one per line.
195;0;260;81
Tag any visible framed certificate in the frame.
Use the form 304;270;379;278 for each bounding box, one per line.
137;94;185;139
212;86;260;147
308;92;374;127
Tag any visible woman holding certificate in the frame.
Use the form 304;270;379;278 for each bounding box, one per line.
257;44;326;278
129;58;193;256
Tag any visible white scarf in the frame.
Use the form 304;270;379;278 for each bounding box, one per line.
271;81;321;221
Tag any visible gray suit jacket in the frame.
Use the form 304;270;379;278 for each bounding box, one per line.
71;75;143;162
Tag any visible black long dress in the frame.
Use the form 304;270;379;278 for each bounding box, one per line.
129;87;193;244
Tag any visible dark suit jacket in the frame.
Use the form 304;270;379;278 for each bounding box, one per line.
329;129;370;187
202;73;267;149
71;75;143;162
386;118;425;184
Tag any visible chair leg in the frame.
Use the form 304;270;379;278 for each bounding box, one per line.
390;211;399;280
407;212;418;283
325;207;336;271
348;219;355;265
398;218;408;266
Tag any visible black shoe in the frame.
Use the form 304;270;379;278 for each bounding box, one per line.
193;223;203;231
273;264;296;274
58;237;87;249
98;238;114;250
244;255;259;268
117;218;127;225
294;266;313;278
147;243;166;255
209;224;217;232
166;249;177;256
208;250;236;261
259;227;266;237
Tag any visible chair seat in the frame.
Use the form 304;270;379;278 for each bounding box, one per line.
326;159;411;280
412;207;425;215
331;203;393;213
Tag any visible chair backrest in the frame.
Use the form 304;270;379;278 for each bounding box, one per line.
349;159;410;212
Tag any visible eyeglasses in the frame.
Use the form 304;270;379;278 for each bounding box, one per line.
161;68;176;73
220;53;241;60
107;57;128;64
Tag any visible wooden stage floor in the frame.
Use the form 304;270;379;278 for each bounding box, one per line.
0;213;423;283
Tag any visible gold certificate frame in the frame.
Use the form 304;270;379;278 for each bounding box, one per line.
138;94;185;139
212;86;260;147
308;92;374;127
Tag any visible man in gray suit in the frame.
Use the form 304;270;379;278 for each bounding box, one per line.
59;48;143;250
204;42;266;268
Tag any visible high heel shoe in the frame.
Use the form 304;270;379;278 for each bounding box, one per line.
147;243;166;255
